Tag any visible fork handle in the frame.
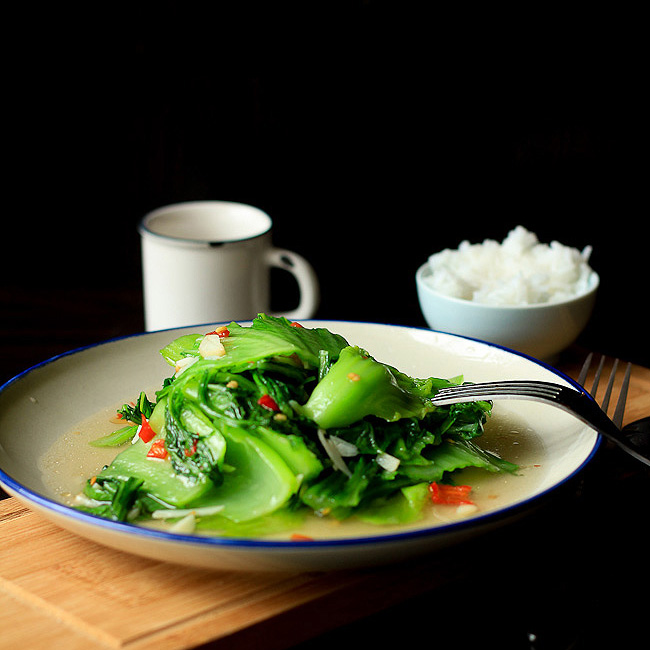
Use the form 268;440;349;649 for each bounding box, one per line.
560;388;650;466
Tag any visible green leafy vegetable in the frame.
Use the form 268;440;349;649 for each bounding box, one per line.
77;476;145;522
297;346;435;428
95;437;214;508
116;391;155;424
74;314;518;535
159;314;348;371
89;424;137;448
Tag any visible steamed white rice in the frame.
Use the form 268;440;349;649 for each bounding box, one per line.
425;226;594;306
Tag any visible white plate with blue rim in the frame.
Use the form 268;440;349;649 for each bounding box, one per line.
0;320;599;572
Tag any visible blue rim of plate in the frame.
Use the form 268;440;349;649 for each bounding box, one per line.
0;320;602;551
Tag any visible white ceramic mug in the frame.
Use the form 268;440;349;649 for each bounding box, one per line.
138;201;319;330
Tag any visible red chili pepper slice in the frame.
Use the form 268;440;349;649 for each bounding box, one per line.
206;327;230;338
429;483;474;505
184;437;198;457
139;414;156;443
257;394;280;412
147;439;168;459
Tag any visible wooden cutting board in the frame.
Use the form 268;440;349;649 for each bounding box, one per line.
0;498;468;650
2;354;649;649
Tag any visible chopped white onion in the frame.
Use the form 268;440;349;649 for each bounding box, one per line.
318;429;352;477
168;513;196;534
131;425;142;444
329;435;359;457
151;504;225;520
73;494;109;508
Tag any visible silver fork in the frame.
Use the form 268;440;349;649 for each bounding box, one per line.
576;352;630;428
430;356;650;467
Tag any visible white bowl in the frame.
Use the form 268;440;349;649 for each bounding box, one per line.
416;263;599;361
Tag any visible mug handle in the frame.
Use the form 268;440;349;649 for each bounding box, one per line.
266;248;320;320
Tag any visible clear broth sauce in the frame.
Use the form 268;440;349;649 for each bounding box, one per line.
39;404;545;540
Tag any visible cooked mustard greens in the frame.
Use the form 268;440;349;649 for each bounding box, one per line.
75;314;517;534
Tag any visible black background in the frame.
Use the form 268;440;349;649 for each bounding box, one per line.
2;1;648;373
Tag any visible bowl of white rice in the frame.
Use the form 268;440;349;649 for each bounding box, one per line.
415;226;599;361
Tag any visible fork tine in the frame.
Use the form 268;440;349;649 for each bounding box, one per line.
430;380;564;405
577;352;593;387
600;358;619;413
577;352;607;397
612;362;632;429
590;355;607;397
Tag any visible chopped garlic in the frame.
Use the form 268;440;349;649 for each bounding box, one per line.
329;435;359;457
376;451;400;472
174;356;198;376
199;334;226;359
456;503;479;516
168;513;196;534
